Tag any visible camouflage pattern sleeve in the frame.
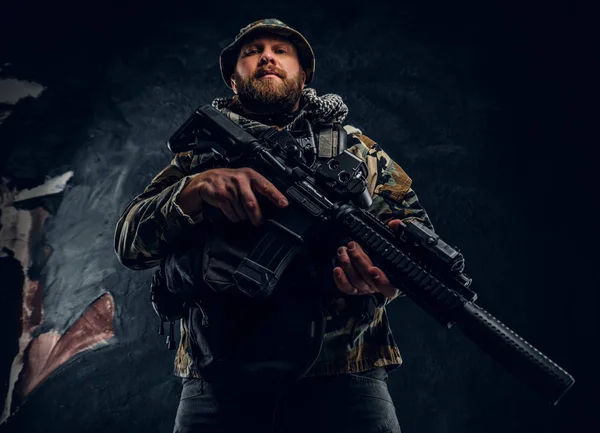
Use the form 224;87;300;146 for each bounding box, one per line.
344;126;434;230
114;150;215;270
344;126;435;303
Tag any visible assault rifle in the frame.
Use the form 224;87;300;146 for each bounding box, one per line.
167;105;575;406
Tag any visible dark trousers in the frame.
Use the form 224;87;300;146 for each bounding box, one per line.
173;367;401;433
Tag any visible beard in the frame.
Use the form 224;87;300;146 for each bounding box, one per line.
233;67;305;114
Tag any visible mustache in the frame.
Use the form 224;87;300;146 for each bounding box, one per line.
255;67;286;79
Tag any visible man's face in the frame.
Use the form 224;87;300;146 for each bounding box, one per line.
231;34;306;114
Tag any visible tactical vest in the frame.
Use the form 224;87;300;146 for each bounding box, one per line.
150;121;349;387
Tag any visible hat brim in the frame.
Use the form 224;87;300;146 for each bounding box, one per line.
219;24;315;89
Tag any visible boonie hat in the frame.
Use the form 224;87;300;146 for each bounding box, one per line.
219;18;315;89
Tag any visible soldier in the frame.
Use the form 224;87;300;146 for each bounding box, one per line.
115;18;434;433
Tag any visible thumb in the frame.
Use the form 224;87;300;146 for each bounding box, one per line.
387;219;403;231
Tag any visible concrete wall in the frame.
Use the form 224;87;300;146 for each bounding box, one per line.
0;1;593;432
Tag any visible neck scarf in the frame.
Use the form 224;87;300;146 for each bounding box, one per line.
211;88;349;133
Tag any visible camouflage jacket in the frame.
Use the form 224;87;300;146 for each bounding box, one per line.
114;104;434;378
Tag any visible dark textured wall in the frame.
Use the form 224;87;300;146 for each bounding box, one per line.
0;1;594;432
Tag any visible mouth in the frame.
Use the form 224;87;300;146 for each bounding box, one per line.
257;71;282;79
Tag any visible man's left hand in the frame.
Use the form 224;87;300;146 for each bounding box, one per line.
333;219;403;299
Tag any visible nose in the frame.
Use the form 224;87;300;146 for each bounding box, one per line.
259;49;276;66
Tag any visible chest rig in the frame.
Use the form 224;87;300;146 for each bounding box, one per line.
151;117;349;349
225;119;349;299
286;120;348;166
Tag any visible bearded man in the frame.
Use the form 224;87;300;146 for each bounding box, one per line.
115;18;434;433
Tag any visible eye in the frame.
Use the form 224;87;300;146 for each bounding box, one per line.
275;49;287;54
245;48;260;55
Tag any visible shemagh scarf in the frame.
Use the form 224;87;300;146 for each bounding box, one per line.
211;88;349;134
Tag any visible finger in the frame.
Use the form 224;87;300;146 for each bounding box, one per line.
226;184;247;221
250;171;288;208
346;242;378;292
238;181;263;227
198;182;239;222
337;246;374;294
367;266;399;298
333;267;357;295
387;219;403;231
219;200;241;223
347;241;399;297
230;199;248;221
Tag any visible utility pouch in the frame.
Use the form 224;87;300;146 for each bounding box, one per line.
201;220;265;294
150;261;187;349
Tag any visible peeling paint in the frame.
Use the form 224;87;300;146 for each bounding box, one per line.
21;293;115;397
14;172;74;203
0;78;46;125
0;78;45;104
0;172;116;425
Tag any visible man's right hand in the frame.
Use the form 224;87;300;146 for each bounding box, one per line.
176;167;289;227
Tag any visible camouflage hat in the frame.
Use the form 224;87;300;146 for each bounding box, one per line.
219;18;315;89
